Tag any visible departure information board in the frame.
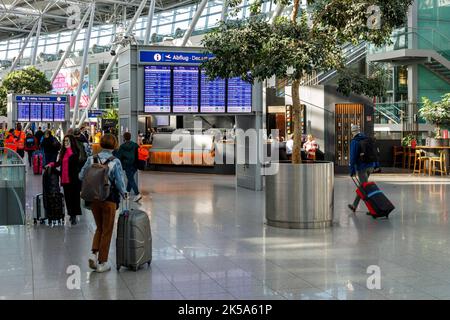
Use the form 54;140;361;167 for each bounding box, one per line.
17;102;30;121
42;103;54;121
144;65;171;113
227;77;252;113
200;71;226;113
54;103;66;121
30;102;42;121
173;66;199;113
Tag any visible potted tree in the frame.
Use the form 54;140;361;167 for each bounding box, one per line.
420;94;450;147
202;0;413;228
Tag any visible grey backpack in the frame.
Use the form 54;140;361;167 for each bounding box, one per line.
80;156;115;202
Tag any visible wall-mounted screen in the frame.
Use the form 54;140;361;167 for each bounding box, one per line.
42;103;54;121
155;115;170;126
144;65;171;113
172;66;199;113
200;71;226;113
54;103;66;121
17;102;30;121
227;77;252;113
30;102;42;122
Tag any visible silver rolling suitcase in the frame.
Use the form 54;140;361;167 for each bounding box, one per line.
116;196;152;271
33;193;46;224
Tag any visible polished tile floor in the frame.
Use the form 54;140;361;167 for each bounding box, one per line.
1;168;450;300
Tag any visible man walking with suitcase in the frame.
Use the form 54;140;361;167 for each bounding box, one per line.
348;124;379;213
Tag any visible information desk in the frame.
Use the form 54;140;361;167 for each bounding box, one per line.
149;133;215;166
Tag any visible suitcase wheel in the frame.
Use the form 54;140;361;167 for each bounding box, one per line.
33;218;37;225
116;266;121;271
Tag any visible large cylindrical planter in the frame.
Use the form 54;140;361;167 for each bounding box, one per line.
265;162;334;229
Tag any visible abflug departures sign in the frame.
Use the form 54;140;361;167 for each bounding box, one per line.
140;50;252;114
16;95;67;122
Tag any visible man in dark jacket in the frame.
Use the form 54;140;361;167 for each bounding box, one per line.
348;124;379;213
116;132;141;202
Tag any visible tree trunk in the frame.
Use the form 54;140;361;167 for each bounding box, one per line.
291;79;302;164
291;0;300;22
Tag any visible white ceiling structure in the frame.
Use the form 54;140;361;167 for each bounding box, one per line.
0;0;197;41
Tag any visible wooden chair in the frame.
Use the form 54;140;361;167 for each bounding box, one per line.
393;146;404;167
404;147;416;169
430;150;448;176
413;149;430;175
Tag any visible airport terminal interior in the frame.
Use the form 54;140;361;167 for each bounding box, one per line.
1;0;450;301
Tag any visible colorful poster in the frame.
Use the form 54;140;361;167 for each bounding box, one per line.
51;66;89;109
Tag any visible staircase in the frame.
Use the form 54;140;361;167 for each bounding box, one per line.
301;42;367;86
424;57;450;85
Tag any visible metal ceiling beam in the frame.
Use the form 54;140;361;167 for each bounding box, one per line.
144;0;155;45
9;19;38;72
31;16;42;66
78;0;148;128
181;0;208;47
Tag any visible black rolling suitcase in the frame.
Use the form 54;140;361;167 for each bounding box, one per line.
353;177;395;219
116;195;152;271
42;167;65;226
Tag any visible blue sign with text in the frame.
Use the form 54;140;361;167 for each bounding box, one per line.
140;51;214;64
15;95;67;102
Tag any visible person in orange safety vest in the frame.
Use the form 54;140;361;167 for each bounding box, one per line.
4;129;18;152
14;123;26;158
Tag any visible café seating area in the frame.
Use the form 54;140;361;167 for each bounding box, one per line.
393;145;449;176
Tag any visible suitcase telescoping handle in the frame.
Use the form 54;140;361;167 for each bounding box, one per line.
123;192;130;213
351;175;362;188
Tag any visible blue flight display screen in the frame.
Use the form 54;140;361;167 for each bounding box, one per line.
144;65;171;113
42;103;54;121
54;103;65;121
17;102;30;121
173;66;199;113
30;103;42;121
227;77;252;113
200;71;225;113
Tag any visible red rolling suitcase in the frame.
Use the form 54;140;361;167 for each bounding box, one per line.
33;151;43;175
353;177;395;219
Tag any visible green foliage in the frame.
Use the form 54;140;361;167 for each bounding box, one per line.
401;134;416;147
103;108;119;120
202;0;413;83
419;94;450;132
336;64;389;97
0;66;52;116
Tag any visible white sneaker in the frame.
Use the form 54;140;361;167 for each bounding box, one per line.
88;253;98;270
133;194;142;202
96;262;111;273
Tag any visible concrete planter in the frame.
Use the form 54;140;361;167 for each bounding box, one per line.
265;161;334;229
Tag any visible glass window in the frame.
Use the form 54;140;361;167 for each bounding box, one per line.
99;63;118;80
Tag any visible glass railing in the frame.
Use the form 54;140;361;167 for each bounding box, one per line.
369;28;450;61
0;148;26;226
374;102;426;125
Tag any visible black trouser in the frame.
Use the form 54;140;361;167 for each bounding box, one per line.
26;150;34;167
17;149;25;158
63;183;82;217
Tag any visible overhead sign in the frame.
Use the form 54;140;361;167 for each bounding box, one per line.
88;110;105;118
139;51;214;64
15;95;67;102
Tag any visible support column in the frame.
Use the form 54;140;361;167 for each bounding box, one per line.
77;0;148;128
51;9;91;83
71;3;96;128
180;0;208;47
9;21;38;72
31;17;43;66
269;4;285;23
144;0;156;45
221;0;228;22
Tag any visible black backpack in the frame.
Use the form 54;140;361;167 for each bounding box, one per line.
359;137;379;164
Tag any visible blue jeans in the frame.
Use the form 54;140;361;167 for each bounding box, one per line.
125;167;139;195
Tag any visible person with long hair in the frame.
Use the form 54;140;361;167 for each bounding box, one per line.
48;134;82;225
